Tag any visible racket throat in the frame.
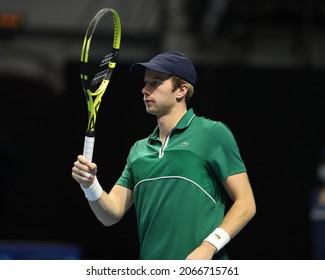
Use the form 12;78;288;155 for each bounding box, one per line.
85;131;95;137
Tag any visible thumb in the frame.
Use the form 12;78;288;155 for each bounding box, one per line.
77;155;97;174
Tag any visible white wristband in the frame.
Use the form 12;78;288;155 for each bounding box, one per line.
80;177;102;201
204;228;230;252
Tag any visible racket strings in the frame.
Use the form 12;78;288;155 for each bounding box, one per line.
88;12;116;92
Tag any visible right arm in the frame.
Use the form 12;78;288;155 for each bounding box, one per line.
88;184;133;226
72;155;133;226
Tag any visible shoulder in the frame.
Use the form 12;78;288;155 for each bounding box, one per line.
130;136;150;150
125;137;149;164
194;115;233;134
192;115;239;147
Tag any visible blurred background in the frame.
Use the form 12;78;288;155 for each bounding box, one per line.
1;0;325;260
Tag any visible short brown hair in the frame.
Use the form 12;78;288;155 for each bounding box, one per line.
170;76;194;104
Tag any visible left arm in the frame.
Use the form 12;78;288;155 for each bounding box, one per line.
186;172;256;259
218;172;256;238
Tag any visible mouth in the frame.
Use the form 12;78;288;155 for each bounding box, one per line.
144;99;154;105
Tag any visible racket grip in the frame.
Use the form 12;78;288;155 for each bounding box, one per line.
83;135;95;162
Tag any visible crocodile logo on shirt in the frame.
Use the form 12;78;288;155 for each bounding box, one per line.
181;141;189;147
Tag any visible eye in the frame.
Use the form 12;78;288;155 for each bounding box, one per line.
144;80;162;88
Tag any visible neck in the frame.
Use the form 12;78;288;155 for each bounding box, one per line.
157;107;187;142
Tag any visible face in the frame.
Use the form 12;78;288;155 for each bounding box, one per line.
141;70;178;116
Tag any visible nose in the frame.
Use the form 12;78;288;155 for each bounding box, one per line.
142;85;151;96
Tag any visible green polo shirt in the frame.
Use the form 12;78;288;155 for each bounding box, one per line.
116;109;246;260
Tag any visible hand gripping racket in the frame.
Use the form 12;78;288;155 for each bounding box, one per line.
80;8;121;162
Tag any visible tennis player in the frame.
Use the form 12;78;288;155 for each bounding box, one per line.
72;51;256;260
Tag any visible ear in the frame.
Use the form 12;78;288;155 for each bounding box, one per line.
175;84;188;99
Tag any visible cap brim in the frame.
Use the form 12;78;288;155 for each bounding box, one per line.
130;62;171;75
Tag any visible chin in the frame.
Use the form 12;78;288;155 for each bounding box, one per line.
146;110;158;116
145;107;157;115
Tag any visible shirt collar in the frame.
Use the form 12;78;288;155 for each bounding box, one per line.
175;108;196;129
148;108;196;142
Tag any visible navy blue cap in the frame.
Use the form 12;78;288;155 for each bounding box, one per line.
130;51;197;85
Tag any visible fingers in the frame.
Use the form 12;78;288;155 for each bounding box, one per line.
77;155;97;170
72;167;92;180
72;155;97;186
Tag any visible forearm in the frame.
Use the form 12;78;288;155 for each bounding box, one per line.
200;192;256;256
218;197;256;239
218;172;256;239
72;156;133;226
85;181;133;227
88;191;124;226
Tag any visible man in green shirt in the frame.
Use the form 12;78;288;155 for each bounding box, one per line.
72;51;256;260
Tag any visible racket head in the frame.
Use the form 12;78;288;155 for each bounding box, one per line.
80;8;121;135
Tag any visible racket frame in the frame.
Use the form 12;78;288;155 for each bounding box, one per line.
80;8;121;161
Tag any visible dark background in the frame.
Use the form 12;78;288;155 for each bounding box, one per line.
1;62;324;260
1;0;325;260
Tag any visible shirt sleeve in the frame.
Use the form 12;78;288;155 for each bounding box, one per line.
207;122;246;181
115;148;135;190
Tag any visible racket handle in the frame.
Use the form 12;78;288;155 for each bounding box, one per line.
83;135;95;162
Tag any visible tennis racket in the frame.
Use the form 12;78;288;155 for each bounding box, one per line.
80;8;121;162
